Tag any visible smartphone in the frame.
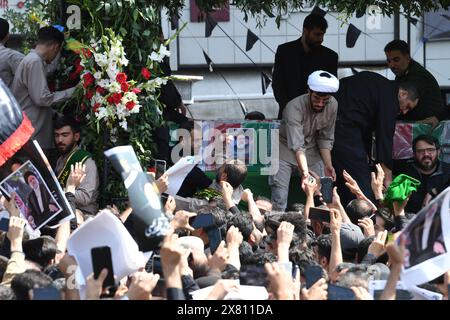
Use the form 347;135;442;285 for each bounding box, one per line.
320;177;333;203
305;265;323;289
160;193;169;206
152;254;163;276
0;218;9;232
191;213;215;229
292;264;300;280
206;228;222;255
327;284;356;300
32;286;61;300
151;159;167;180
309;207;331;223
91;246;115;291
239;265;267;287
386;232;395;244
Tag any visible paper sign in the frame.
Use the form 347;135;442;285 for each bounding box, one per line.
165;156;200;196
400;186;450;287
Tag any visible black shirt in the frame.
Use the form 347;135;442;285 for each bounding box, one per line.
272;37;338;119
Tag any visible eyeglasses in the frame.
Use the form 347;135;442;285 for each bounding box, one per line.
415;148;437;155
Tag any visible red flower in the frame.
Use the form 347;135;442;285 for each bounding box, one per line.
82;73;95;88
96;86;106;95
81;48;92;58
126;101;136;111
121;82;129;92
81;103;86;111
69;71;80;81
132;88;141;94
92;103;101;112
74;58;81;67
84;89;94;100
107;93;123;105
74;64;83;75
116;72;127;84
141;67;151;80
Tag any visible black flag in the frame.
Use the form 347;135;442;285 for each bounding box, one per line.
203;50;213;72
346;23;362;48
261;72;272;95
205;14;217;38
246;29;259;52
311;6;326;17
170;14;179;30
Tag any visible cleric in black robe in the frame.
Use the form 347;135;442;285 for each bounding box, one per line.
332;71;419;206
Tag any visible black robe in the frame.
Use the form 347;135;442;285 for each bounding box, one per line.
332;71;399;206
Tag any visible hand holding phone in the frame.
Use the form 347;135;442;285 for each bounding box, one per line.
152;254;163;275
320;177;334;203
239;265;267;287
152;159;167;180
309;207;331;223
0;218;9;232
91;246;115;294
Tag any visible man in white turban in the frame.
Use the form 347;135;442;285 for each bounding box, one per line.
270;70;339;211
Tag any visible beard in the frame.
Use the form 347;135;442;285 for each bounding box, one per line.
415;156;438;172
57;142;76;155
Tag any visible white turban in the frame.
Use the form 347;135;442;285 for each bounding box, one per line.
307;70;339;93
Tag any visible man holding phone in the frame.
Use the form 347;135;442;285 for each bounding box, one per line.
270;70;339;211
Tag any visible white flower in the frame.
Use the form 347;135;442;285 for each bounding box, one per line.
159;44;171;58
97;79;110;88
108;81;121;93
120;56;129;66
106;64;119;81
93;72;102;80
119;120;128;130
149;44;170;63
94;53;108;67
96;107;108;120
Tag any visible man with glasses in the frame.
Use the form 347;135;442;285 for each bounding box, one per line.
398;135;450;213
270;70;339;211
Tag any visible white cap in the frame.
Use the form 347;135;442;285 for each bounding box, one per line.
307;70;339;93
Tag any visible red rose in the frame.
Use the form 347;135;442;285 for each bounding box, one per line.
92;103;101;112
125;101;136;111
82;73;95;88
74;58;81;67
121;82;129;92
81;48;92;58
84;89;94;100
69;71;79;81
74;64;83;74
96;86;106;95
116;72;127;84
107;93;123;105
132;87;141;94
141;67;151;80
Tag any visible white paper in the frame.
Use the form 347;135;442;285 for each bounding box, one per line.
368;280;442;300
165;156;200;196
67;211;146;284
400;186;450;287
190;283;268;300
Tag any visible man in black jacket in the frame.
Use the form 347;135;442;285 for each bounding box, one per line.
272;13;338;119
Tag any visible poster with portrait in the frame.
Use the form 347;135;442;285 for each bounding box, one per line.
400;186;450;287
0;160;62;230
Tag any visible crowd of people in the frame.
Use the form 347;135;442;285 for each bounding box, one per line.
0;12;450;301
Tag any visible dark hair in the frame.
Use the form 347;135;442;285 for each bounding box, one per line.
23;236;58;269
252;251;277;265
384;40;410;55
398;81;419;101
413;134;440;153
218;160;248;189
336;264;370;289
376;208;395;232
0;255;8;281
356;235;375;263
288;203;305;214
54;114;81;133
315;234;331;262
245;111;266;120
289;246;317;275
303;13;328;31
0;285;16;300
239;241;255;265
278;211;308;243
178;120;195;132
227;214;254;242
23;171;38;185
346;199;373;225
0;18;9;41
11;270;53;300
37;26;64;46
